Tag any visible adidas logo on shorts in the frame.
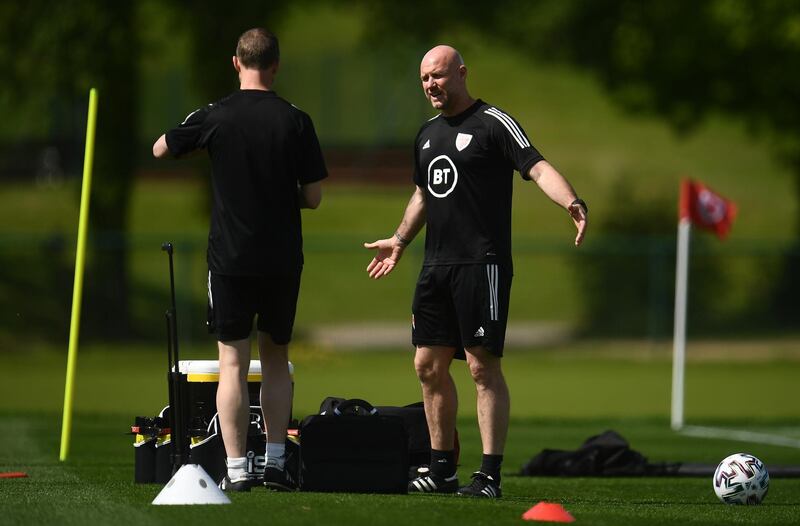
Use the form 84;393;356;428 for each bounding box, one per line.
474;327;485;337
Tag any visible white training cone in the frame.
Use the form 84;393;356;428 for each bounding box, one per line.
152;464;231;505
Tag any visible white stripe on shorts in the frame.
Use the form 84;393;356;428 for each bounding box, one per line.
207;270;213;309
486;264;498;321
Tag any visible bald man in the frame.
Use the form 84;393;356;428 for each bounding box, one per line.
364;45;587;498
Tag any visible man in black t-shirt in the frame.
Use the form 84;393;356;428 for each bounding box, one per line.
153;28;327;492
365;45;587;498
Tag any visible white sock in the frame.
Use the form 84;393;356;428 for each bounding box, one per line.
226;456;247;481
266;442;285;469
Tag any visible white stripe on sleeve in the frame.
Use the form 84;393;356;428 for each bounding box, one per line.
484;107;531;148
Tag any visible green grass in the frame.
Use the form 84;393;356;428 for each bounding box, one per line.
6;341;798;419
3;414;800;526
1;344;799;525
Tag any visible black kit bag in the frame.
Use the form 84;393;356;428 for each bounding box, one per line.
299;398;408;493
319;398;460;480
375;402;460;474
375;402;439;477
520;429;659;477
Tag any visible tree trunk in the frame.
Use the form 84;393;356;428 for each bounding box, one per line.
773;159;800;325
82;4;138;340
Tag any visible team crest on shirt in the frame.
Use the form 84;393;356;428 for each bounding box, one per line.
455;133;472;151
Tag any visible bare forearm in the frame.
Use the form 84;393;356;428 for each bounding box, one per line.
529;160;588;246
363;186;426;279
395;186;427;244
529;160;578;210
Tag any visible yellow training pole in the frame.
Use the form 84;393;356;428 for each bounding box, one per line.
60;88;98;461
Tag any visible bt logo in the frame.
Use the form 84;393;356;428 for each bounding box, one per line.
427;155;458;198
432;167;452;185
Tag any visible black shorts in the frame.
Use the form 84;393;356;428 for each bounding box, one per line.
412;263;512;358
206;269;302;343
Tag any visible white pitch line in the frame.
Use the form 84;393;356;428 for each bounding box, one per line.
679;425;800;449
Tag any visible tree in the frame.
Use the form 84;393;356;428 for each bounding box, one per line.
171;0;290;103
0;1;139;338
537;0;800;322
0;2;292;341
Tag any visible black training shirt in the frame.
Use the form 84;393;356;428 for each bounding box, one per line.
166;90;328;275
413;99;544;266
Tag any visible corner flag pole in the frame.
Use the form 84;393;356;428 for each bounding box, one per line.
671;218;691;431
671;179;737;432
60;88;98;461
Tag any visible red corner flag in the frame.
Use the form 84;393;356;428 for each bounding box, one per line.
679;179;737;239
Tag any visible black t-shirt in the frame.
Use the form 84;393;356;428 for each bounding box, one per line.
413;99;544;266
166;90;328;275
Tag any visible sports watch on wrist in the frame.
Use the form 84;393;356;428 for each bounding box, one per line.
570;198;588;214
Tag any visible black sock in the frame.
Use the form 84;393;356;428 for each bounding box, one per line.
430;449;457;479
480;454;503;481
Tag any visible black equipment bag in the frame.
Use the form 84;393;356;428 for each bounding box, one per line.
373;402;429;471
299;398;408;493
316;397;460;480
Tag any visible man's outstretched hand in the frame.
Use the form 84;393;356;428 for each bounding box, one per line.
364;238;405;279
568;200;588;247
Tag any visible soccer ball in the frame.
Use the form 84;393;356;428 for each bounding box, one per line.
712;453;769;505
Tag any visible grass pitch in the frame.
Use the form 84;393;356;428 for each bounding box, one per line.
1;344;799;525
2;414;799;526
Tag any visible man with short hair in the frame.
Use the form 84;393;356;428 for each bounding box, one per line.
364;45;587;498
153;27;327;492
